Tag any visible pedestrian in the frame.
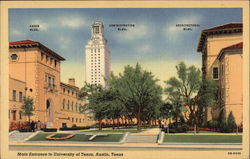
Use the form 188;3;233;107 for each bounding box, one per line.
30;121;36;132
158;119;161;128
161;120;165;129
37;120;41;131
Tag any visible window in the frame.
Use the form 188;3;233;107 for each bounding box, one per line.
72;102;74;111
54;60;57;68
93;26;99;33
19;92;23;102
62;99;65;109
72;118;74;122
12;90;16;101
212;67;219;79
10;53;18;61
12;110;16;121
48;77;51;87
79;118;82;123
75;103;78;112
19;111;22;120
67;100;70;110
76;118;78;123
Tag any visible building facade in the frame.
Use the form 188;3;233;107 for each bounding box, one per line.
197;23;243;125
85;22;111;88
9;40;94;129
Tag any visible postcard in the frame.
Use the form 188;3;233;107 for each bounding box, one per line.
0;1;249;159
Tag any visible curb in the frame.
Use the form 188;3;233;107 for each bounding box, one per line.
120;132;130;143
23;131;41;142
9;130;18;136
157;131;165;144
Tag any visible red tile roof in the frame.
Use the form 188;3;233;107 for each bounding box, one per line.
222;42;243;51
218;42;243;60
9;40;65;61
197;23;242;52
203;23;242;32
9;40;38;45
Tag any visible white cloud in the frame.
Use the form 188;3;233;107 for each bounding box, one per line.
163;13;203;41
12;28;24;36
58;35;71;50
30;20;49;30
114;22;152;42
58;16;86;29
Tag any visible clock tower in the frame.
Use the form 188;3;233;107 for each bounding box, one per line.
85;22;111;88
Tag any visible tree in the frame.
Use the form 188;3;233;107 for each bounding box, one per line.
227;111;237;132
22;96;34;122
109;63;163;130
196;78;218;126
165;62;218;126
79;82;103;100
86;89;109;130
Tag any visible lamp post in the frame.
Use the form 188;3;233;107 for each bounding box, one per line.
168;110;171;134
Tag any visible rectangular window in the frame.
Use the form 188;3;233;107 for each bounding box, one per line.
19;92;23;102
13;110;16;120
19;111;22;120
48;77;51;87
93;26;99;33
213;67;219;79
12;90;16;101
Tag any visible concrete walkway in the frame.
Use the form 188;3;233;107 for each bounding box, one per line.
135;128;161;135
9;131;34;142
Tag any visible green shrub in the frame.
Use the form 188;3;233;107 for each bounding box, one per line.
163;122;188;133
227;112;237;131
219;111;237;133
206;120;219;129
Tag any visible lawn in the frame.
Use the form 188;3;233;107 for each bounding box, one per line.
164;135;242;143
75;128;146;134
29;132;124;142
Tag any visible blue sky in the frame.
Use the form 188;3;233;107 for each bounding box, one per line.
9;8;242;87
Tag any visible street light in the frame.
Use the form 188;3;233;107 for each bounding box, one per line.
168;110;171;134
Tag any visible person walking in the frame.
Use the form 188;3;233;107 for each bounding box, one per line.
37;120;41;131
30;121;36;132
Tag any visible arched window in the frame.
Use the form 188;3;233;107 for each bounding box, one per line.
71;102;74;111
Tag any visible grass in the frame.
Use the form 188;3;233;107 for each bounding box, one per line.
187;131;220;133
28;132;124;142
164;135;242;143
75;127;146;133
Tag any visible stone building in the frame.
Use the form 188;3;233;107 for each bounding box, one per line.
85;22;111;88
197;23;243;125
9;40;94;128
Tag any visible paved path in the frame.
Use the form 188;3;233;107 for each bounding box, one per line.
125;128;161;143
9;131;34;142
